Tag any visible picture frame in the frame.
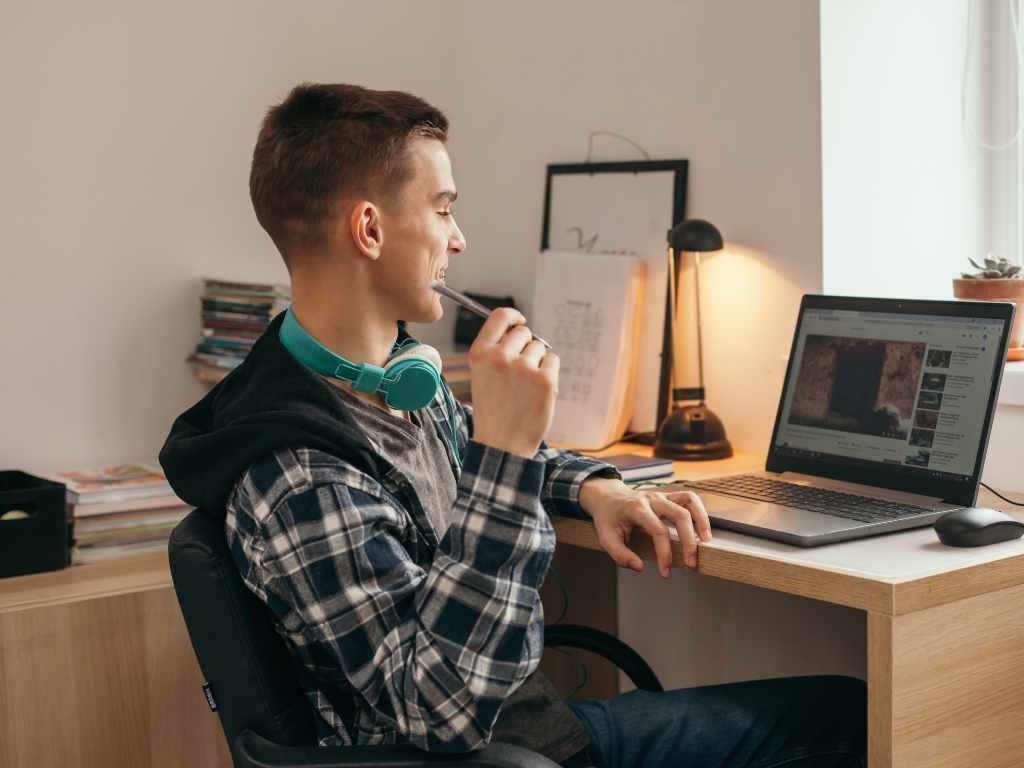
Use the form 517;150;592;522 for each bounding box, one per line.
539;160;689;435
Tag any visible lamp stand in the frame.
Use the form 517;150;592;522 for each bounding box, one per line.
653;246;733;460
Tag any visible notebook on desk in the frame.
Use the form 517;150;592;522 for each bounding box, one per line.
675;294;1015;547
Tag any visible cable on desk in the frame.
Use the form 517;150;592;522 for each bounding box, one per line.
980;482;1024;507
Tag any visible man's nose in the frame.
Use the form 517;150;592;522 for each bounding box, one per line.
450;218;467;253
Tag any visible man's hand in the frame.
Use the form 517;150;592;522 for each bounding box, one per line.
578;477;711;576
469;308;559;459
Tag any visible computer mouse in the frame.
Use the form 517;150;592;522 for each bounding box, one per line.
934;507;1024;548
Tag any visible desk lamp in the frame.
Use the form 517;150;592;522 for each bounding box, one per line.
653;219;733;460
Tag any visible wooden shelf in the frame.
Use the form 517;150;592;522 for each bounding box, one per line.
0;550;170;614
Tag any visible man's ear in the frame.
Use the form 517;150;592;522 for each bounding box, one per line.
349;201;383;261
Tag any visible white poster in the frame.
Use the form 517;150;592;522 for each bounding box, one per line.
543;164;686;433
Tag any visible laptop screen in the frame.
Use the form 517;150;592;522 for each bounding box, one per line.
768;296;1014;505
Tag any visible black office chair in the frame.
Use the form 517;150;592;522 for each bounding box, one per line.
169;509;663;768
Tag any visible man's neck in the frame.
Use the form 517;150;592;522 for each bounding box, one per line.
289;273;401;411
290;280;398;368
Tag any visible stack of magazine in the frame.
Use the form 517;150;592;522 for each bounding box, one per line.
47;464;192;564
189;277;290;384
440;347;471;403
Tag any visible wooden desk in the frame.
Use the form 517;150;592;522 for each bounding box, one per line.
3;448;1021;768
556;445;1024;768
0;551;231;768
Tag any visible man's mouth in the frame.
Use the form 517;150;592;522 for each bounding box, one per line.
435;266;447;282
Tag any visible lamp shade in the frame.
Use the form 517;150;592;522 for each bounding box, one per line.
666;218;724;252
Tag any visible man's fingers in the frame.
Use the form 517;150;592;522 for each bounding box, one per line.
629;498;673;578
595;524;644;572
471;307;527;348
667;490;712;542
539;351;560;377
520;339;547;369
498;324;534;357
651;495;699;571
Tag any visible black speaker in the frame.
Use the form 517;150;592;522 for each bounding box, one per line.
453;292;516;345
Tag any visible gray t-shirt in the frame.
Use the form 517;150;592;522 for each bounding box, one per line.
326;383;591;765
327;384;458;538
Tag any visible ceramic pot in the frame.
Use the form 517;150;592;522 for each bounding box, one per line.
952;278;1024;359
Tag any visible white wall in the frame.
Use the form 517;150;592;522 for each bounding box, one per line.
821;0;990;298
985;364;1024;491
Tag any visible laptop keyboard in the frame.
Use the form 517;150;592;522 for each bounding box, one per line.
686;474;935;525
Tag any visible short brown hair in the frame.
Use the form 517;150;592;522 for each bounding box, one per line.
249;83;448;261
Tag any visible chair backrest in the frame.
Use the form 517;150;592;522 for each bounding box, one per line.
168;509;318;764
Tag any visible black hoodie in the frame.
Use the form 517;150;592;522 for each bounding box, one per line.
159;311;397;514
161;311;598;764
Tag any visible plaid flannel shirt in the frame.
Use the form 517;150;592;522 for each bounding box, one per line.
225;384;617;752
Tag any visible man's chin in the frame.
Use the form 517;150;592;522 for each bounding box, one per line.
404;300;444;325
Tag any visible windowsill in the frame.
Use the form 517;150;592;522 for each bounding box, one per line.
999;361;1024;407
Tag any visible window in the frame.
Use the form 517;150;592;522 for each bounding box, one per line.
966;0;1023;265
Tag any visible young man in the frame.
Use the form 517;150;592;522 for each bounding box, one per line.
161;84;866;767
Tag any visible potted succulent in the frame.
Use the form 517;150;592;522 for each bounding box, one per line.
953;254;1024;360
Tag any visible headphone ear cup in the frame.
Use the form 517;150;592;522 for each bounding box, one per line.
387;344;443;373
383;359;441;410
382;345;443;411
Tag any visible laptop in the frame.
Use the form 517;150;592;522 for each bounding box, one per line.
676;294;1016;547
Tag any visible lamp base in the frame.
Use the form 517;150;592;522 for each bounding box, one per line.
653;403;733;461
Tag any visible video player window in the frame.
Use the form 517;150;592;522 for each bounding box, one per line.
787;335;925;440
905;448;931;467
909;428;935;448
925;349;952;368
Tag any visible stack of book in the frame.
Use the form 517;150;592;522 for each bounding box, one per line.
441;347;471;403
48;464;192;564
190;277;290;384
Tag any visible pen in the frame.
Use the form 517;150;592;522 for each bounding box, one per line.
429;280;552;350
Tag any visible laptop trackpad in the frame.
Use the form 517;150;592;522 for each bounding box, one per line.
698;491;853;536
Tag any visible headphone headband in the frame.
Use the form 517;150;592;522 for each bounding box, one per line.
278;307;461;466
279;308;442;409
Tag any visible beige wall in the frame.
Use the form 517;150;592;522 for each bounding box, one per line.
415;0;824;458
0;1;447;472
2;0;821;473
2;0;846;691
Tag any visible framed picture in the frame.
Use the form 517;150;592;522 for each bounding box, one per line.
540;160;689;435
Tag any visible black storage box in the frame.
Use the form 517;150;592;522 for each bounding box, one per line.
0;471;68;578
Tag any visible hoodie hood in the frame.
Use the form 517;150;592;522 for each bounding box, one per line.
160;311;394;516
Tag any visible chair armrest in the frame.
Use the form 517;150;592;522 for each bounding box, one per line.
235;730;562;768
544;624;663;693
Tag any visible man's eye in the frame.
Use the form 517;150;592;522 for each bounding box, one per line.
438;211;451;217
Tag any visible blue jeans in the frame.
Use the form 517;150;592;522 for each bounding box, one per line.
567;675;866;768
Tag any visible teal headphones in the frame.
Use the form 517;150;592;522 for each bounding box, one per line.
279;308;461;465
